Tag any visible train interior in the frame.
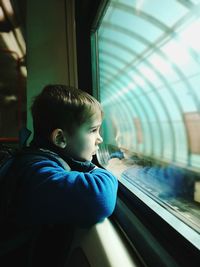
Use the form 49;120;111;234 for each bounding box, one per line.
0;0;200;266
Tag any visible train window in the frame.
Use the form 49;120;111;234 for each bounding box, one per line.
0;1;26;142
91;0;200;250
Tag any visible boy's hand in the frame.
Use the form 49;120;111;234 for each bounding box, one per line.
106;158;129;178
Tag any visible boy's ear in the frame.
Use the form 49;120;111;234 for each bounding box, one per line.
50;129;67;148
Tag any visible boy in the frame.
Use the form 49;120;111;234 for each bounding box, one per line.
1;84;118;266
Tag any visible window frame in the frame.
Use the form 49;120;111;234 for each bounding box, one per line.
112;182;200;267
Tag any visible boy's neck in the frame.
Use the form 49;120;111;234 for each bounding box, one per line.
30;135;91;163
30;135;95;171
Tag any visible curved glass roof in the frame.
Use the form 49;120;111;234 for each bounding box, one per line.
93;0;200;169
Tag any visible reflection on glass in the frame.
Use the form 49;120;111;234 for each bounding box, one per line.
92;0;200;235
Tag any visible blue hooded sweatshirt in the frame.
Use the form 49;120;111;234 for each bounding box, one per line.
9;145;118;227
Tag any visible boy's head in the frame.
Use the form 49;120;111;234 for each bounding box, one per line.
31;84;103;161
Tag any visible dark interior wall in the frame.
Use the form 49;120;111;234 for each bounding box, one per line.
11;0;101;95
75;0;101;95
8;0;101;96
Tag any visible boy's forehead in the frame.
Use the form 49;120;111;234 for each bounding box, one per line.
86;112;102;126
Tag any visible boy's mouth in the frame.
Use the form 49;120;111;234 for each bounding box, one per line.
92;147;99;155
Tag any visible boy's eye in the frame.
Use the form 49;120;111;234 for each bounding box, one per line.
90;128;98;133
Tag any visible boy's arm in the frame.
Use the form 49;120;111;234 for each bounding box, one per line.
16;159;118;227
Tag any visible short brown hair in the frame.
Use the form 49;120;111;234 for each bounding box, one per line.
31;84;103;138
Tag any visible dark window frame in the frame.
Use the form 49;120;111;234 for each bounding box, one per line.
112;182;200;267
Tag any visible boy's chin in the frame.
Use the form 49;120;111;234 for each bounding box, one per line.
86;155;94;161
76;155;93;162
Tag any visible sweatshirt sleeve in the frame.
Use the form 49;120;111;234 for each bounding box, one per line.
16;159;118;227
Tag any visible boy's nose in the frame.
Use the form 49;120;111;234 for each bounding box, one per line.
97;134;103;144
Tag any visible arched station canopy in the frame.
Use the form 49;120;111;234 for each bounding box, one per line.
92;0;200;169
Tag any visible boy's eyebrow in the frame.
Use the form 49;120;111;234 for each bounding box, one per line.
89;124;101;129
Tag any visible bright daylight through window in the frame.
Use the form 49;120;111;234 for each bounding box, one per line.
91;0;200;249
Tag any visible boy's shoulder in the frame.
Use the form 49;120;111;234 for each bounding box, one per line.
16;147;71;171
0;146;71;180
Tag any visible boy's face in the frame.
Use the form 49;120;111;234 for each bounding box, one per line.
65;111;103;161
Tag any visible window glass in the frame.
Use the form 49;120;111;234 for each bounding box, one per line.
91;0;200;248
